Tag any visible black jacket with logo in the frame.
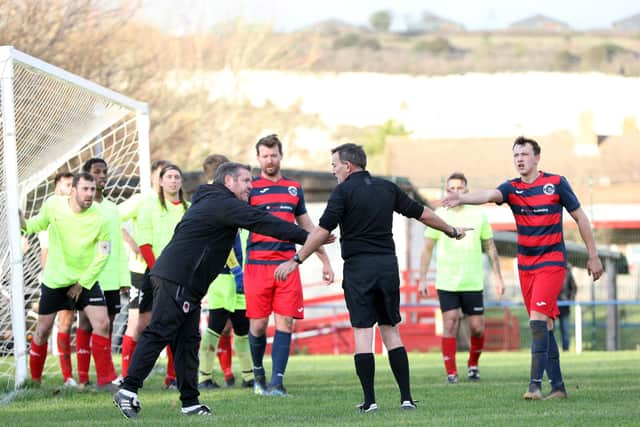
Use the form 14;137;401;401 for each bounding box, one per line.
151;183;308;301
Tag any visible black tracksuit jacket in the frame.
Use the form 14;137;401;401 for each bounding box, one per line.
151;183;308;301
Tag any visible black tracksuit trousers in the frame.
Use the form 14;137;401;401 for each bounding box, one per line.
122;276;201;407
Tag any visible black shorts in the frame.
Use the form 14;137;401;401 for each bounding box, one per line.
138;270;154;314
128;271;145;309
437;289;484;316
207;308;249;335
342;254;401;328
38;282;106;315
104;290;122;315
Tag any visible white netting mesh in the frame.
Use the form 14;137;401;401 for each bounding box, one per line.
1;50;147;390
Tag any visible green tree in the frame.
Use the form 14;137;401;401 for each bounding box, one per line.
369;10;392;32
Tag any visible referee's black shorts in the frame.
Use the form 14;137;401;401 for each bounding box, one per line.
342;254;401;328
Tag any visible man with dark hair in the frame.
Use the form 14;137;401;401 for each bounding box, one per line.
245;134;334;396
441;136;603;400
72;158;130;387
198;153;252;389
275;143;468;413
419;172;505;384
114;162;324;419
21;172;118;389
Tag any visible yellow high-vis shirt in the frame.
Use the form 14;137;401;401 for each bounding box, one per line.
95;199;130;291
24;195;110;289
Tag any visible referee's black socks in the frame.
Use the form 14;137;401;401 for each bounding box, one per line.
354;353;376;405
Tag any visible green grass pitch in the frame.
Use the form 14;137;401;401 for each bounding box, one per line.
1;351;639;426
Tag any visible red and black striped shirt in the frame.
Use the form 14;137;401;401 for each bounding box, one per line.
497;172;580;271
247;176;307;265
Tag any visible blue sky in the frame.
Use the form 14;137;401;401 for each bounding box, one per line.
142;0;638;32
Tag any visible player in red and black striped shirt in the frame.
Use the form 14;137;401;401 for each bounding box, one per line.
245;134;334;396
442;136;603;400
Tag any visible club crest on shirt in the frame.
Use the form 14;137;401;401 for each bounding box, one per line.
183;301;190;313
543;183;555;195
288;186;298;197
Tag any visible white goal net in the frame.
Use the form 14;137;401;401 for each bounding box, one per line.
0;46;150;391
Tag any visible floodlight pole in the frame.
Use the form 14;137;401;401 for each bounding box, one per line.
0;46;28;388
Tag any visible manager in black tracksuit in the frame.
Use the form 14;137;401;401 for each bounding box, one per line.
117;162;310;417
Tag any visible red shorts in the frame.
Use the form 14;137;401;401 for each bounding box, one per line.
518;266;565;319
244;263;304;319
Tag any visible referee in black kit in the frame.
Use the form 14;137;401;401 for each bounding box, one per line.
114;162;321;419
275;143;470;413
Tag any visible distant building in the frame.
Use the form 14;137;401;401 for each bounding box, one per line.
404;11;465;35
612;13;640;32
509;14;571;32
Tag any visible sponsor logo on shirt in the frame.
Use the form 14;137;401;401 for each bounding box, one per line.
543;183;555;195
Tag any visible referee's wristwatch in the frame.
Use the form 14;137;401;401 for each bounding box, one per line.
293;253;303;264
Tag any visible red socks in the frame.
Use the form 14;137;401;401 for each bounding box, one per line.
468;334;485;368
29;340;48;383
76;328;91;384
91;333;117;386
57;332;73;381
218;335;233;380
120;334;137;378
441;336;458;375
165;345;176;385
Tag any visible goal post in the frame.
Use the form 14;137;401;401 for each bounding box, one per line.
0;46;150;391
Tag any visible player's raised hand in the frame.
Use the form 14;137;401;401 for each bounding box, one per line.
449;227;473;240
441;191;462;208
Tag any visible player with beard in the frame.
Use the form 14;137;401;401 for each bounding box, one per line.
21;172;118;390
245;134;334;397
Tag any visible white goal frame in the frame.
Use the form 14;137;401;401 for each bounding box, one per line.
0;46;150;390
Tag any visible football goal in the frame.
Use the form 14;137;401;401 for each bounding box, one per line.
0;46;150;390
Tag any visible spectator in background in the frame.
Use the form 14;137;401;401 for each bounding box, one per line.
557;264;577;351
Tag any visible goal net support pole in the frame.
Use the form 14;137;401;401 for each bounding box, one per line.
0;46;28;388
